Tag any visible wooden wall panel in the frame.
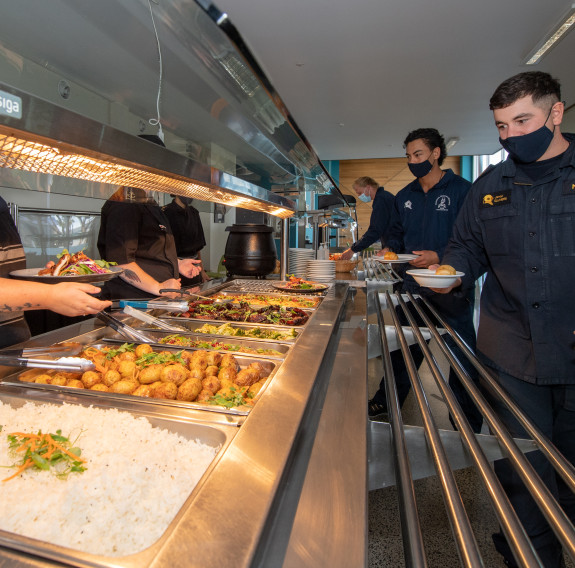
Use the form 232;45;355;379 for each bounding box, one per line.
337;157;461;246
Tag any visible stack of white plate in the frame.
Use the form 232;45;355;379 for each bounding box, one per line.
306;259;336;283
288;248;315;277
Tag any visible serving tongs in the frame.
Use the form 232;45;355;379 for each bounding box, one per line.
159;288;225;303
96;311;155;343
0;342;95;372
122;305;188;332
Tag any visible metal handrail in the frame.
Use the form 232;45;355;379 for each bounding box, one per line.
374;292;427;568
375;288;575;566
409;293;575;563
395;291;542;567
384;292;484;567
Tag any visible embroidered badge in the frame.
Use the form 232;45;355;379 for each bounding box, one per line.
435;195;451;211
481;190;511;207
404;200;413;210
562;180;575;195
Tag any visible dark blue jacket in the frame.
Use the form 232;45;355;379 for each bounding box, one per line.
351;187;395;252
443;134;575;384
386;169;471;258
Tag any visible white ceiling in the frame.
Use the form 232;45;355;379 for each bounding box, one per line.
213;0;575;160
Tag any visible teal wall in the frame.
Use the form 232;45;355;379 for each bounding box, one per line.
460;156;473;182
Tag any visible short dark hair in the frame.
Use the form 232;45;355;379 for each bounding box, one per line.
489;71;561;111
403;128;446;166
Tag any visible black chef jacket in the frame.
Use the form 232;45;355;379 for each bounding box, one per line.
162;201;206;258
443;133;575;384
0;196;30;347
97;200;179;300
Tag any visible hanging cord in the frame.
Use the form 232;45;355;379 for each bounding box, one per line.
147;0;164;142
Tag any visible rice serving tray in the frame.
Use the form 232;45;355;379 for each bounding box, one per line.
0;386;234;568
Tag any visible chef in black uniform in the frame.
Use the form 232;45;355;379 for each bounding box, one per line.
97;185;201;300
162;195;209;287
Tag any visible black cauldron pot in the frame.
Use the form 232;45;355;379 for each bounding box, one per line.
224;224;277;278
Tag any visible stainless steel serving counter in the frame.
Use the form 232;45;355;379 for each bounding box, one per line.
0;281;369;568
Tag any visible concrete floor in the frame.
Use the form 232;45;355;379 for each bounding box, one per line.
366;339;573;568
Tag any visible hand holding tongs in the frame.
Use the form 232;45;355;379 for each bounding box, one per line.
122;305;187;332
96;311;155;343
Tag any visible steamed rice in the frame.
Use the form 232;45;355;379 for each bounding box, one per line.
0;401;219;556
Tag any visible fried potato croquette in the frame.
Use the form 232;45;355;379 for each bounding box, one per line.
102;369;122;387
235;368;260;387
383;251;398;260
202;375;221;394
160;363;189;386
81;370;101;388
65;379;85;389
152;381;178;400
90;383;110;392
176;377;203;401
134;343;153;358
110;379;139;394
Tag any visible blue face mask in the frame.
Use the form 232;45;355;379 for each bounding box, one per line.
499;108;554;163
407;151;434;178
358;191;371;203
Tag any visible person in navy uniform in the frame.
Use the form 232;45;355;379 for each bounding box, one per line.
369;128;483;435
340;176;395;260
436;71;575;568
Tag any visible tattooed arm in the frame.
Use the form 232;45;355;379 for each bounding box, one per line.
116;262;182;296
0;279;111;316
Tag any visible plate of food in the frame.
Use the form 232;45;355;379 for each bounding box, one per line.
271;276;328;293
406;265;464;288
374;252;420;264
10;250;122;284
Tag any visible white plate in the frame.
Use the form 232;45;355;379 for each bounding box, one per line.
374;253;420;264
406;269;464;288
10;266;123;284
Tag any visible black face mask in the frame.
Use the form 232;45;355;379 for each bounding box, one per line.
499;107;554;163
179;196;194;206
408;151;434;178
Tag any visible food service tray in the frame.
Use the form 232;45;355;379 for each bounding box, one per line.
147;316;302;343
0;385;234;568
105;330;291;359
2;342;278;419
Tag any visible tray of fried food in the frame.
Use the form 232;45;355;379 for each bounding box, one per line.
5;342;277;415
206;291;322;309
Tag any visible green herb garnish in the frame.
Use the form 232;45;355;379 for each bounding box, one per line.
3;429;87;482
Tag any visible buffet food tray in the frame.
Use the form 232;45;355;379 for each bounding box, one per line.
104;330;291;359
206;290;322;309
2;341;278;420
149;316;302;342
0;385;234;568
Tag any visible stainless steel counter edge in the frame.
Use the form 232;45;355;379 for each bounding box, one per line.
0;282;368;568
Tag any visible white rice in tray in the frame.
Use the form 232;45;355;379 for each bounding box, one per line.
0;401;219;557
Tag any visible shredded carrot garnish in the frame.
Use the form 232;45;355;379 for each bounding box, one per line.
2;431;86;482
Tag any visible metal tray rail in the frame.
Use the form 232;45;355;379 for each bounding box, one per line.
0;387;236;568
2;342;279;421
